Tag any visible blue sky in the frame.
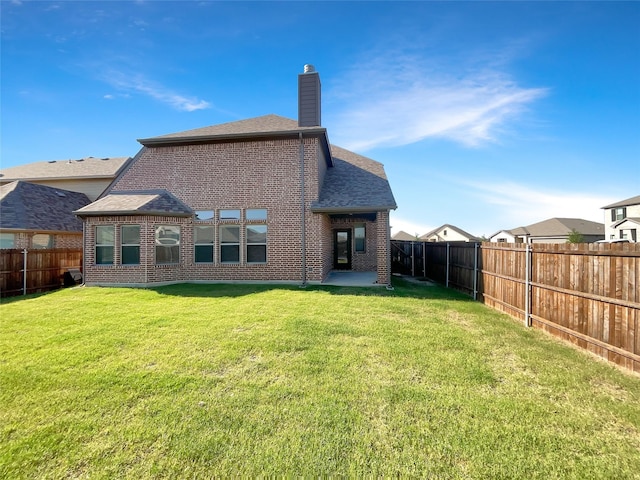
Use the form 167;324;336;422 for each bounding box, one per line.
2;1;639;237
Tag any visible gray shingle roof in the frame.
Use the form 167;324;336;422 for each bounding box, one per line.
75;190;193;217
602;195;640;209
311;145;397;212
419;224;479;241
392;231;418;241
0;157;131;182
138;114;325;146
0;181;90;232
509;218;604;236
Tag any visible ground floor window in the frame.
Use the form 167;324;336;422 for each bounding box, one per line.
155;225;180;264
220;225;240;263
31;234;53;249
95;226;114;265
246;225;267;263
195;226;215;263
121;225;141;265
0;233;15;249
354;224;366;252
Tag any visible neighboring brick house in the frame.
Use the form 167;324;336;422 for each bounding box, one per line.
75;66;397;287
0;181;90;249
602;195;640;242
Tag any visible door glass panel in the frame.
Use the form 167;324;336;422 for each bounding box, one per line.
336;231;349;265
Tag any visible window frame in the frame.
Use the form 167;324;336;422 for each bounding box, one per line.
354;224;366;253
155;225;180;265
95;225;115;265
121;225;141;265
31;233;53;249
246;224;267;263
194;225;215;264
219;225;240;263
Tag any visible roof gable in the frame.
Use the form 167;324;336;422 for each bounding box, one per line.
519;218;604;236
311;145;397;212
75;190;193;217
0;181;90;232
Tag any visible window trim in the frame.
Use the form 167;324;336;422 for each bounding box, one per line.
155;225;181;265
194;225;215;264
95;225;115;265
246;224;267;263
121;225;141;265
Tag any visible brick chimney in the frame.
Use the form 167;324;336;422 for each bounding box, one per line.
298;64;321;127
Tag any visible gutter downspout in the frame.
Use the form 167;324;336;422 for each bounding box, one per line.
386;215;393;290
299;132;306;287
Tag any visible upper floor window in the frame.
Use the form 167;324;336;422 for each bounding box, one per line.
121;225;141;265
95;226;114;265
155;226;180;264
612;207;626;222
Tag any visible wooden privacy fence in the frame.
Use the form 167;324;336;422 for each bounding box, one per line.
0;249;83;298
392;241;640;373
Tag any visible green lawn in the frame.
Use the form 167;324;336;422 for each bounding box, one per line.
1;279;639;478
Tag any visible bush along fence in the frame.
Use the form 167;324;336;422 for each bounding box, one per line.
391;240;640;373
0;248;83;298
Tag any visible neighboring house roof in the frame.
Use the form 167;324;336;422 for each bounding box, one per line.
419;224;479;241
74;190;193;217
0;156;131;182
311;145;397;213
507;218;604;237
392;231;417;241
0;181;90;232
602;195;640;209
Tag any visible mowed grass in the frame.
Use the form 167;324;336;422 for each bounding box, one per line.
1;280;639;478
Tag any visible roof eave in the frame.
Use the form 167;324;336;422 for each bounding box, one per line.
75;210;193;218
310;204;397;214
138;127;328;147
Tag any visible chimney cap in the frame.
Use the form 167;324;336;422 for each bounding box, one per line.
303;64;315;73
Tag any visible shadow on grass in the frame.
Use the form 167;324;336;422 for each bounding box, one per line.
148;277;475;303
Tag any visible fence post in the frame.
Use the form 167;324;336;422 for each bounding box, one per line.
446;242;450;288
423;242;427;279
473;242;479;301
524;244;532;327
411;241;415;277
22;248;28;296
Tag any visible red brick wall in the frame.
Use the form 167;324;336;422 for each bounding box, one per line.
83;136;391;286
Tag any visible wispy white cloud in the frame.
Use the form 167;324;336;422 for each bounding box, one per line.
460;179;615;229
103;71;210;112
328;50;548;151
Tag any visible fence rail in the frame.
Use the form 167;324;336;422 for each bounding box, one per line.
0;249;83;298
391;240;640;373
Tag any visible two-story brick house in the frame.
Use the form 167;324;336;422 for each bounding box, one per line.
602;195;640;242
75;66;397;287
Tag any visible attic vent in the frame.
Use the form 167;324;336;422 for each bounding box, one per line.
56;191;66;197
48;161;56;164
101;157;109;160
76;158;85;162
304;64;315;73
